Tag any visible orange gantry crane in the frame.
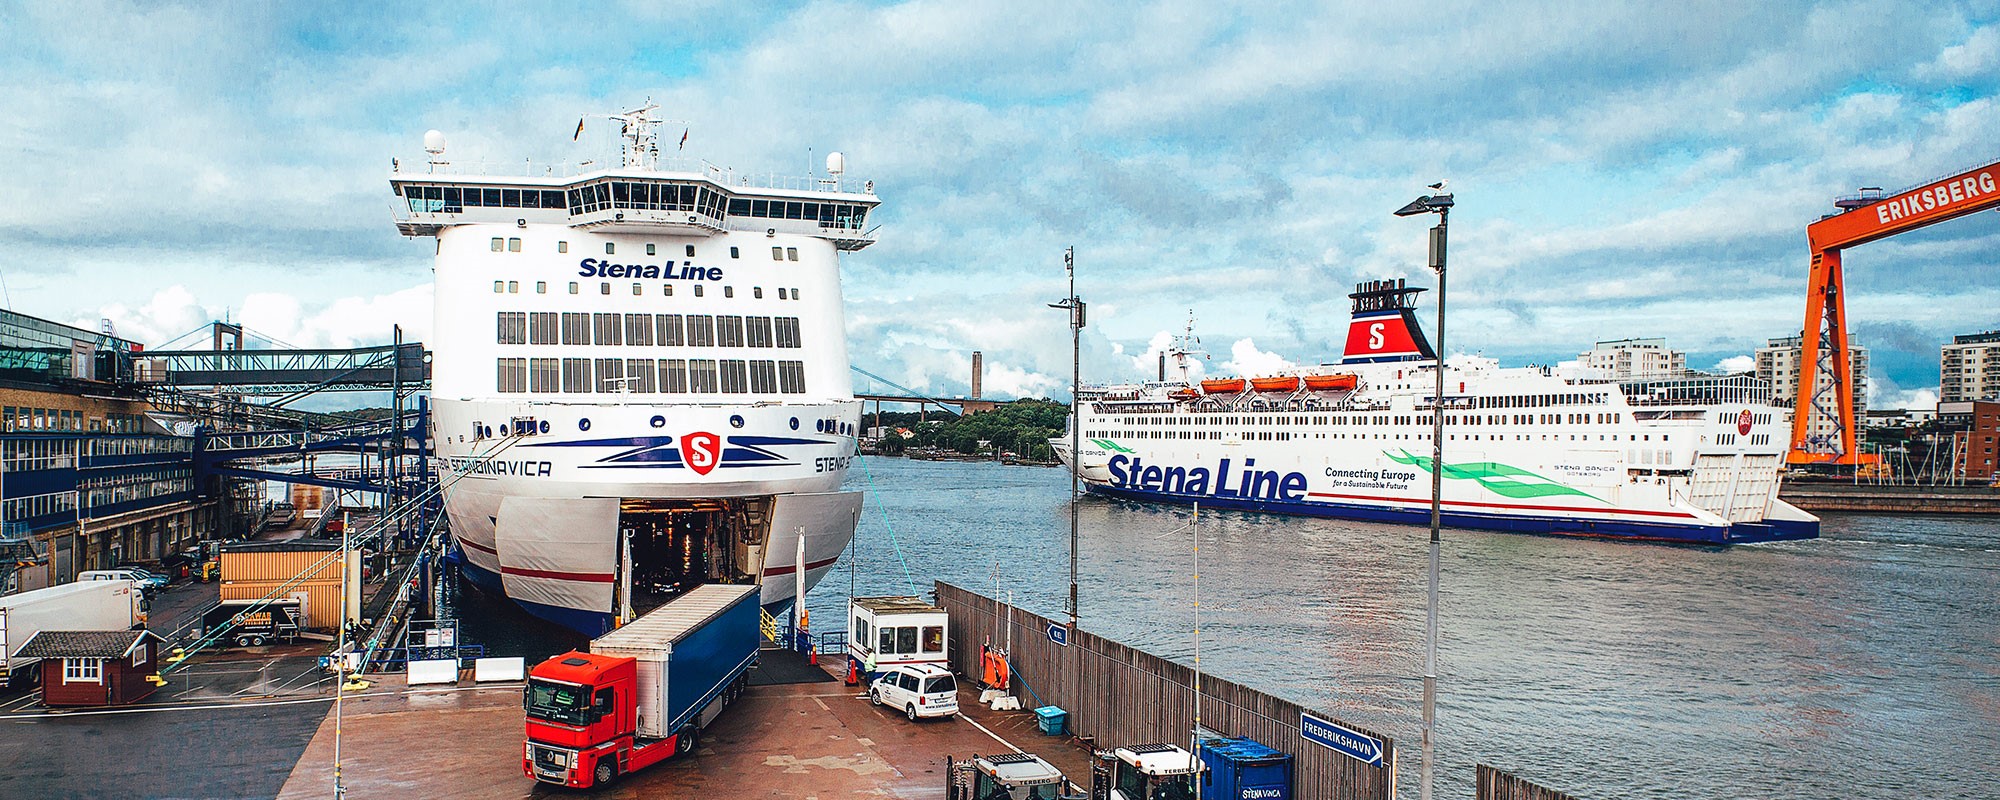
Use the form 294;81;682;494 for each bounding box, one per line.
1792;158;2000;466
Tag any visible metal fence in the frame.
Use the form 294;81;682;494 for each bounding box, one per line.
935;581;1396;800
1475;764;1580;800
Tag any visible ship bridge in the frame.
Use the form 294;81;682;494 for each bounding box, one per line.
391;162;879;249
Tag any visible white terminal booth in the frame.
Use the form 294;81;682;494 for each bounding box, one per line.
848;596;948;673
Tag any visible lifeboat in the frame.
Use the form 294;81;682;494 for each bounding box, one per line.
1169;387;1199;400
1251;376;1300;392
1200;378;1246;394
1304;373;1357;391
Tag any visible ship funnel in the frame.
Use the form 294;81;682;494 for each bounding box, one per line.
1341;279;1435;364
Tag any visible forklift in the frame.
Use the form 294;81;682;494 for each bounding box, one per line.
1089;743;1201;800
946;752;1081;800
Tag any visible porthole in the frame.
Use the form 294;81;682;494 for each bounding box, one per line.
729;415;745;429
789;417;799;430
538;420;550;434
650;415;666;428
579;418;592;432
815;419;826;433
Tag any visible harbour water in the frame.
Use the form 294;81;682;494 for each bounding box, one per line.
463;456;2000;799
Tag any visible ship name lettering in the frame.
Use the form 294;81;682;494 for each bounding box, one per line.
577;258;723;281
1107;454;1306;502
815;455;854;473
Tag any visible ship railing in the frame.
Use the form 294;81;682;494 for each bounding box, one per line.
393;155;875;196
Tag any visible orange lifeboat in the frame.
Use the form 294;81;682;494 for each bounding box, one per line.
1201;378;1246;394
1169;387;1199;400
1251;376;1300;392
1304;373;1357;391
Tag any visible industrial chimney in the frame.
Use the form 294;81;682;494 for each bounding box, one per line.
971;351;983;399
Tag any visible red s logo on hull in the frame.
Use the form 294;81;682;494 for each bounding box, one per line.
681;432;722;475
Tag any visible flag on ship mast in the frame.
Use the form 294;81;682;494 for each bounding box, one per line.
573;117;585;141
679;128;688;150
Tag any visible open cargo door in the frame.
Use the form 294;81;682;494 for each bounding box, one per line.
495;496;621;619
757;490;862;608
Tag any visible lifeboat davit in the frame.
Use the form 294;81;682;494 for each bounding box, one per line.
1200;378;1246;394
1304;373;1357;391
1251;376;1300;392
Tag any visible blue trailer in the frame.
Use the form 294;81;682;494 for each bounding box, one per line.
587;584;761;738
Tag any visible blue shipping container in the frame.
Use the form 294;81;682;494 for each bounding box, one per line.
1199;736;1293;800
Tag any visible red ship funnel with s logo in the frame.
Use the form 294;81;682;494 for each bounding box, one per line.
1341;279;1436;364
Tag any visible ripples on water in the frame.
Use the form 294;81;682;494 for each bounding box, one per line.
456;457;2000;799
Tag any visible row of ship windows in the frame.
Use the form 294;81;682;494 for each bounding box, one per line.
490;237;807;263
492;280;803;300
494;357;806;395
496;312;804;348
1115;413;1630;427
402;182;870;231
1094;429;1675;443
1715;433;1772;446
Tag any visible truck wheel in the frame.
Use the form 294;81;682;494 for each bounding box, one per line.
235;635;253;647
906;704;919;722
592;760;616;787
676;727;699;755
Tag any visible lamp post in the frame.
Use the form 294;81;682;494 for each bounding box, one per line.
1394;186;1451;800
1047;247;1083;632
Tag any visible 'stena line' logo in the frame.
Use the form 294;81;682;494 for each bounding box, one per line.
680;431;722;475
1737;409;1754;436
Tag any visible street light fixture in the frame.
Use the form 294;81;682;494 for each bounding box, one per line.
1395;185;1450;800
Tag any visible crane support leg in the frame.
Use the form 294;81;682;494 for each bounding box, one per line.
1792;248;1860;465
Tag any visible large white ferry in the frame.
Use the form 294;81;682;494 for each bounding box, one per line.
392;107;873;634
1054;280;1818;544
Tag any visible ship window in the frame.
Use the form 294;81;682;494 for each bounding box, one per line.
601;282;611;295
530;358;559;392
502;189;521;208
772;246;783;260
483;188;501;206
663;284;673;296
729;199;750;216
507;280;519;293
661;359;689;393
786;247;799;261
625;359;657;393
754;287;763;299
778;361;806;393
658;314;684;346
561;358;592;392
752;199;768;217
507;237;522;252
496;358;527;393
605;242;616;254
774;317;802;348
746;317;774;348
496;312;527;344
688;359;719;393
647;243;657;256
560;313;590;345
718;359;748;393
592;313;623;346
558;241;568;253
786;201;804;220
693;285;704;297
595;358;626;392
633;283;643;295
685;245;696;257
718;315;745;347
491;238;504;252
749;360;778;393
569;282;579;294
536;281;547;294
492;281;504;293
686;315;716;347
723;286;734;299
730;246;740;259
625;314;654;346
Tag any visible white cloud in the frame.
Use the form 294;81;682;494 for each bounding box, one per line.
85;284;432;351
1219;338;1294;378
1876;386;1938;412
1713;355;1755;374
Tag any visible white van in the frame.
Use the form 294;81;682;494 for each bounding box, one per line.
79;569;168;591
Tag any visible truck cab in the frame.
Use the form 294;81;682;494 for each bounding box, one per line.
524;652;671;788
948;752;1077;800
1092;743;1202;800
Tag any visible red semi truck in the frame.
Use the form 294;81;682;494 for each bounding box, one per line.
522;584;760;788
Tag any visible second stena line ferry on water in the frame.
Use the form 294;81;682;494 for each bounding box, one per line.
1054;280;1820;544
391;106;874;634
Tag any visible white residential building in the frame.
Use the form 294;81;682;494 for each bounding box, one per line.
1578;338;1686;380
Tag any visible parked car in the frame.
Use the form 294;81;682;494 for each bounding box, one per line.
869;663;959;721
79;569;169;592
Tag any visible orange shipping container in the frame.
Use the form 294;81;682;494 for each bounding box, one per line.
218;541;358;631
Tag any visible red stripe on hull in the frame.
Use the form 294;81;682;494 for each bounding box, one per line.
501;565;617;583
761;556;840;578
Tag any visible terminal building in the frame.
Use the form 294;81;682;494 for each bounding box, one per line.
0;310;242;593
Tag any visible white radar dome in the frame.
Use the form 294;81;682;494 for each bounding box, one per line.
825;151;845;175
423;130;447;154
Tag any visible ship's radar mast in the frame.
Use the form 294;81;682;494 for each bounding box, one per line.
1168;312;1207;384
605;103;667;170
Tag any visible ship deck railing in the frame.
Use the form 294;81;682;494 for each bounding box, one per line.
393;156;875;196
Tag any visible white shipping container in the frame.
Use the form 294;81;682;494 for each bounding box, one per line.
0;580;144;680
591;584;759;740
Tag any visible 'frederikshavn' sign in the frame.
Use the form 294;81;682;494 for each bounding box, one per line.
1047;622;1069;647
1301;711;1384;766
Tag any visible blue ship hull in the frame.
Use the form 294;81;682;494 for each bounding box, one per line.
1086;484;1818;545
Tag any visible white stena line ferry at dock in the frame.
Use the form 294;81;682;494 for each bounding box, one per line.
1053;280;1819;545
392;106;874;634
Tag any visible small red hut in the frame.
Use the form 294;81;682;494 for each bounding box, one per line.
17;630;165;707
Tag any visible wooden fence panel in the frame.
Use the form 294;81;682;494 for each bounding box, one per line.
1475;764;1580;800
937;581;1396;800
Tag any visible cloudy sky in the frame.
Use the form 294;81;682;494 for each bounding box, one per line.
1;2;1995;409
